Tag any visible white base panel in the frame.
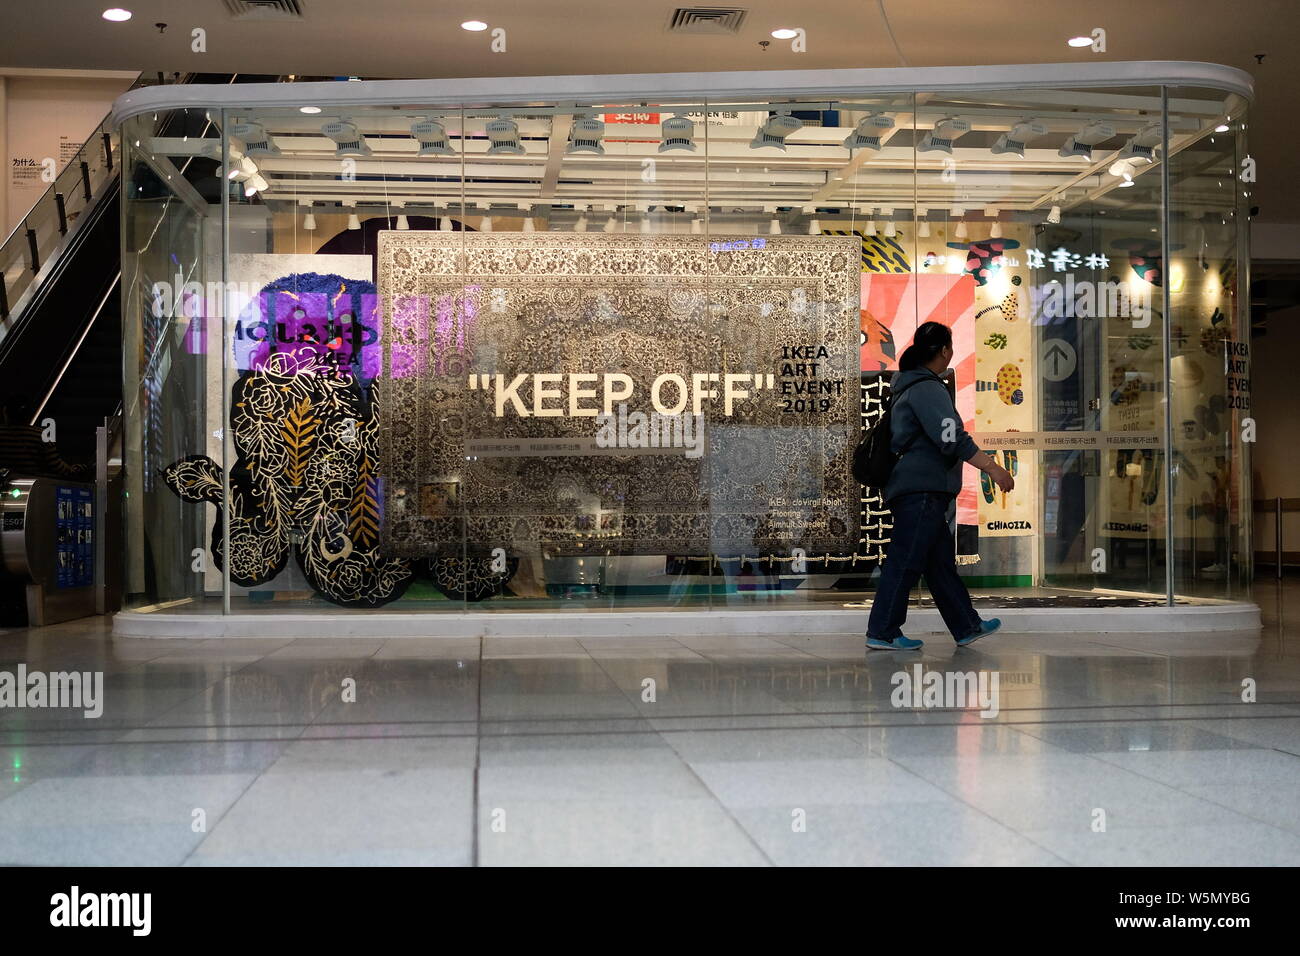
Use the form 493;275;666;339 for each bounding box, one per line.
112;603;1261;639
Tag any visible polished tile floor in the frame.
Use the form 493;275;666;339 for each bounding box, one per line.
1;581;1298;866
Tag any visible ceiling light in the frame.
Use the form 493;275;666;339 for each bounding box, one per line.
102;8;132;21
485;116;524;156
1046;205;1062;224
574;208;588;232
843;113;894;150
395;213;409;230
807;218;822;235
1114;122;1162;165
439;212;453;232
750;110;803;151
347;210;361;230
954;219;968;239
302;203;316;231
603;214;617;233
461;20;488;31
523;216;535;233
883;216;897;238
1068;36;1093;47
1118;179;1135;187
299;106;321;115
567;113;606;155
231;121;279;158
771;28;798;39
659;114;697;153
691;218;703;235
990;118;1047;157
769;217;781;235
413;118;455;156
864;218;877;237
1059;120;1116;159
918;116;971;154
989;221;1003;238
1215;123;1230;133
479;211;493;232
918;220;930;238
323;119;371;157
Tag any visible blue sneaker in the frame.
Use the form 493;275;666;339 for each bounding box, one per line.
866;635;924;651
956;618;1002;647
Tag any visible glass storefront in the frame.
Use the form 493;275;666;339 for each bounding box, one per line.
112;63;1254;617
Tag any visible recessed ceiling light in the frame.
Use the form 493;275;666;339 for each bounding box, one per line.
461;20;488;31
771;28;798;39
1215;123;1230;132
300;106;322;114
102;8;132;21
1067;35;1092;47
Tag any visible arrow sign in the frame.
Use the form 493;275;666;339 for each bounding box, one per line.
1042;338;1076;382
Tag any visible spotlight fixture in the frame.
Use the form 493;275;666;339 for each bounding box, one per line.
769;217;781;235
227;156;257;182
954;219;968;239
518;202;535;232
412;118;455;156
883;212;897;238
461;20;488;31
231;121;279;158
990;118;1047;157
603;212;617;233
990;220;1003;238
864;217;877;237
346;204;361;230
691;218;703;235
439;212;453;232
485;115;524;156
1046;205;1062;224
1067;35;1092;47
918;219;930;238
1118;179;1135;188
102;8;132;21
843;113;894;150
917;116;971;154
478;208;493;232
299;106;322;115
771;28;798;39
1058;120;1115;159
807;217;822;235
302;202;316;231
323;119;371;157
659;114;697;153
395;202;409;230
1215;123;1230;133
1113;122;1162;166
750;110;803;151
567;113;606;155
574;206;588;232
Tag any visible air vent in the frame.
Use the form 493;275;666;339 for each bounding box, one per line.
667;7;747;35
223;0;305;20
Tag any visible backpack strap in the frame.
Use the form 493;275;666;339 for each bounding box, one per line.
887;374;946;457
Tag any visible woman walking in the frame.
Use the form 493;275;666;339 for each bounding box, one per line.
866;321;1015;651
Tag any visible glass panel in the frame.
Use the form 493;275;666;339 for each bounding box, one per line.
913;85;1170;605
1167;87;1251;601
121;109;217;613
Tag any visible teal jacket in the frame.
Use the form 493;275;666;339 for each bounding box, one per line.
883;368;980;502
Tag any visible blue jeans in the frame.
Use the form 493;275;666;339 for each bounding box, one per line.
867;492;982;642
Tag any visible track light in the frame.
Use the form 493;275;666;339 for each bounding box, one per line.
691;218;703;235
479;210;493;232
769;216;781;235
807;218;822;235
231;121;279;158
864;217;877;236
567;113;606;155
918;219;930;238
1046;205;1062;224
990;118;1047;157
843;113;894;150
485;115;524;155
990;220;1002;238
1059;121;1115;159
750;110;803;151
412;118;455;156
347;212;361;231
302;203;316;231
918;116;971;154
574;207;588;232
323;119;371;157
884;217;897;238
1114;122;1162;167
954;219;968;239
659;114;697;152
439;211;453;231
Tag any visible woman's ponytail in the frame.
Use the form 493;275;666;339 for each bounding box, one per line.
898;321;954;371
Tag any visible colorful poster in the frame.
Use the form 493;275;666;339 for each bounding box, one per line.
54;486;93;589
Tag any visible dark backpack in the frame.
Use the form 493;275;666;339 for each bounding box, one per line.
852;377;928;489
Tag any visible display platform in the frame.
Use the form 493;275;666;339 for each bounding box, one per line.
112;601;1259;639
